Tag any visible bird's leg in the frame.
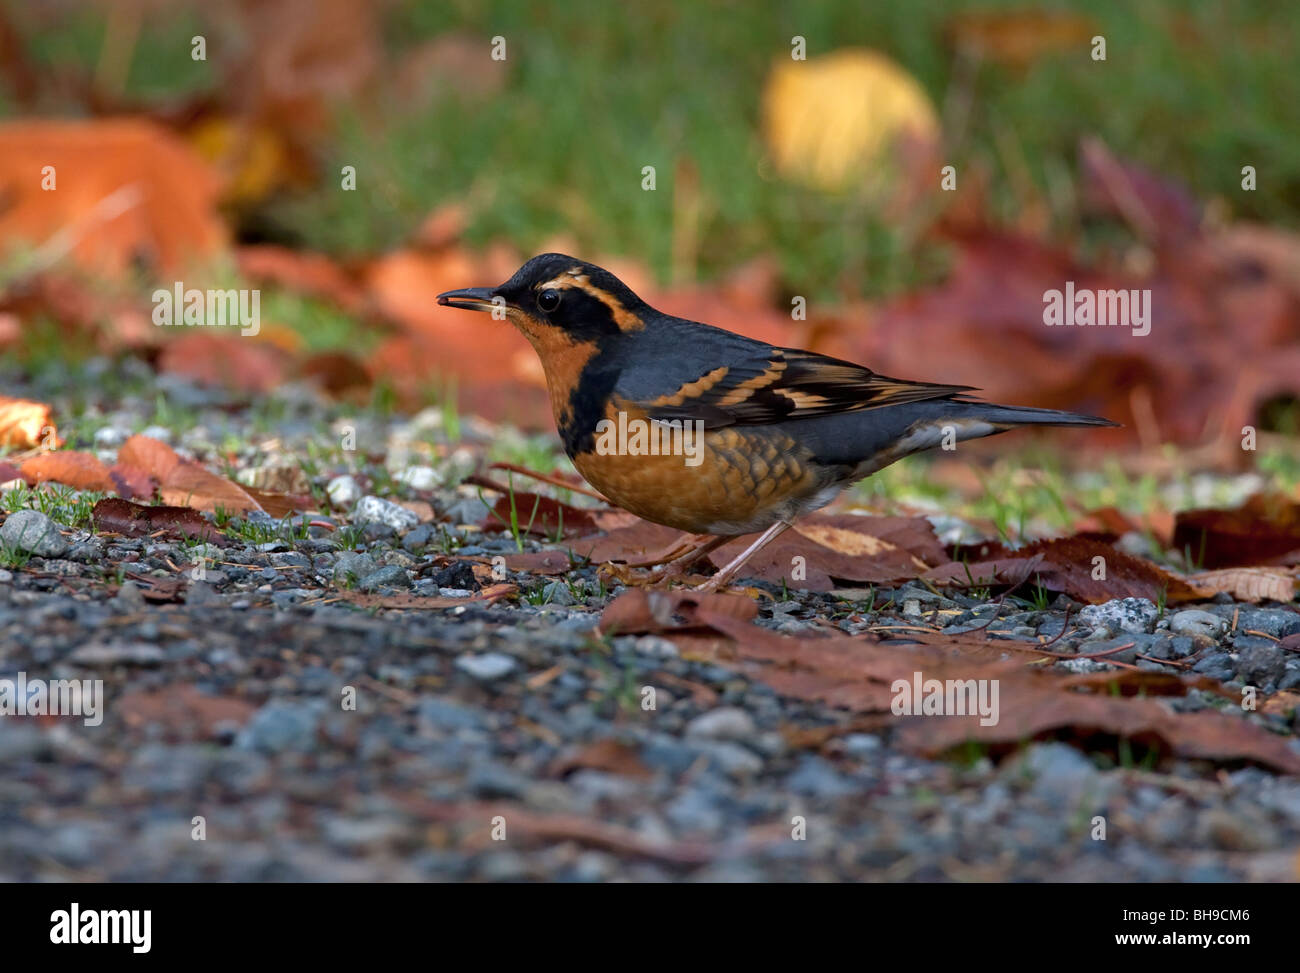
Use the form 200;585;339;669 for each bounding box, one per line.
622;532;716;570
694;520;793;592
649;534;730;578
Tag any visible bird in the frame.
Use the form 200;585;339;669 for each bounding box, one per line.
438;253;1116;591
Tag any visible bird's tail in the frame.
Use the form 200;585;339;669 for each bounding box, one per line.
952;400;1118;430
840;399;1117;477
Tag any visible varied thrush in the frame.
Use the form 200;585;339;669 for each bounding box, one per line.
439;253;1115;590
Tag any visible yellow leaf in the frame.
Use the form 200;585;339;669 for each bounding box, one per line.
761;48;938;193
0;396;59;449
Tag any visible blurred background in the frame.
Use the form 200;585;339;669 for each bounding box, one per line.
1;0;1297;514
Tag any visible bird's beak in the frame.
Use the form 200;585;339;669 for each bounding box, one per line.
436;287;499;312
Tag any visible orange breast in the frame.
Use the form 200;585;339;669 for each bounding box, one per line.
571;401;822;535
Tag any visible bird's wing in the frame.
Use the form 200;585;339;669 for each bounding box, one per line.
620;338;975;429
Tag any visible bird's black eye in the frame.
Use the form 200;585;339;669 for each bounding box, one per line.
537;288;561;313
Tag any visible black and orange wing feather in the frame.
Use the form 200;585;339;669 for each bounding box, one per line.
624;339;974;429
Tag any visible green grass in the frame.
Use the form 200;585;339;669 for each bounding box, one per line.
8;1;1295;301
1;481;103;531
852;442;1298;547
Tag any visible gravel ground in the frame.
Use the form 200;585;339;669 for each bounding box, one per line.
2;366;1299;882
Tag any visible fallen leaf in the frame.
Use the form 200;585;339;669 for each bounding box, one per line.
488;462;608;502
568;512;948;591
502;550;574;576
1260;691;1300;717
92;497;226;544
597;588;759;636
0;118;226;277
108;463;156;500
924;536;1211;604
1173;494;1300;568
161;462;262;515
125;574;189;604
20;451;113;491
236;244;366;312
334;583;518;610
393;34;508;106
156;332;291;395
396;795;723;864
550;739;652;780
1189;567;1298;604
242;487;316;519
468;476;604;539
1080;136;1202;248
709;515;948;590
117;434;181;482
675;610;1300;774
112;434;260;514
0;396;58;449
761;48;939;194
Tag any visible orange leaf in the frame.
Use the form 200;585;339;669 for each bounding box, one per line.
117;434;181;482
20;451;113;491
160;462;262;515
0;396;58;449
0;119;226;278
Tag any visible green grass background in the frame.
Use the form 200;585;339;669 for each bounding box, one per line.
6;0;1297;302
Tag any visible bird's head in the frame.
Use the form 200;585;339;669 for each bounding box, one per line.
437;253;648;345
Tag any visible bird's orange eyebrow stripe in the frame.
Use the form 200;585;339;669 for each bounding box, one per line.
538;273;645;332
650;365;730;406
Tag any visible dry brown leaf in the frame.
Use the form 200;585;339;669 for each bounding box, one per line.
241;487;315;519
116;434;181;482
597;588;758;636
466;475;606;539
112;434;260;514
709;515;948;590
549;739;652;780
0;396;58;449
0;119;226;277
1174;494;1300;568
91;497;226;545
1189;568;1298;604
1260;691;1300;717
925;536;1211;604
394;795;723;864
297;351;372;398
334;583;518;610
156;333;291;395
160;462;262;515
236;244;366;311
680;610;1300;774
502;550;574;576
568;513;946;592
108;463;156;500
19;451;113;491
